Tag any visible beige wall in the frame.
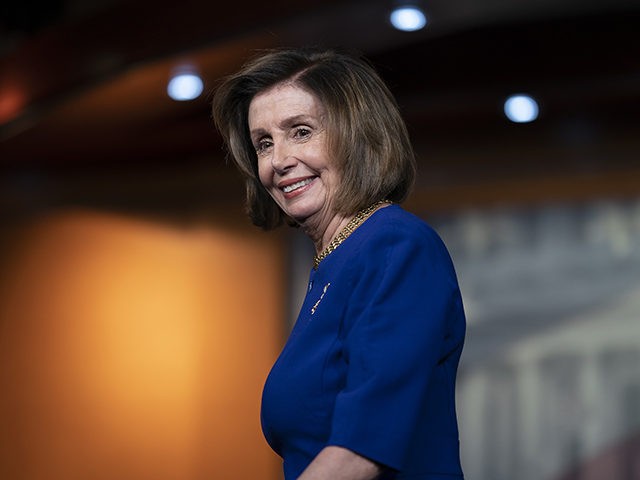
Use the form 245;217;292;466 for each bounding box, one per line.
0;209;284;480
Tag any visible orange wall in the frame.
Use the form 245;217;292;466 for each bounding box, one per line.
0;209;284;480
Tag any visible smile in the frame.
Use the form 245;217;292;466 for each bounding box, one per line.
282;178;314;193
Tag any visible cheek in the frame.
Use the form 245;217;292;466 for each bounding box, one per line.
310;141;332;172
257;159;272;188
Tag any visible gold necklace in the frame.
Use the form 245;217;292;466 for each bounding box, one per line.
313;200;391;269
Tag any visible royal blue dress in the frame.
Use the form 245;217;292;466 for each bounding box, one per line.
261;204;466;479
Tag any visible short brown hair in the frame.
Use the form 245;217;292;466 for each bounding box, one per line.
211;47;416;229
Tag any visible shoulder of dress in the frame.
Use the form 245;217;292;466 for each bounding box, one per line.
361;207;442;247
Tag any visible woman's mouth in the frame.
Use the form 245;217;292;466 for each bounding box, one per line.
282;178;314;194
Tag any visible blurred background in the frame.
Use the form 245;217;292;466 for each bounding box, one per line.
1;0;639;479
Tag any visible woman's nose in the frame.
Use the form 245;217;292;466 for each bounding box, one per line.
271;142;297;173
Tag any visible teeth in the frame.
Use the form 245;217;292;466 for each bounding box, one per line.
283;178;313;193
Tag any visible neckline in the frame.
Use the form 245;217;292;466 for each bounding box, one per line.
312;200;392;270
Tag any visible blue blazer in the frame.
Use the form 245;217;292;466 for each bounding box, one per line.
261;204;466;479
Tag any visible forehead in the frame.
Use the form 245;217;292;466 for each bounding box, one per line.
248;82;324;124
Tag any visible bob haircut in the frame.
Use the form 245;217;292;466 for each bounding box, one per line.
211;47;416;230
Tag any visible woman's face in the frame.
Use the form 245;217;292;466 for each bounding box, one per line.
248;83;340;225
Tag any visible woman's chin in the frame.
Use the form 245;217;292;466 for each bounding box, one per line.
280;202;321;225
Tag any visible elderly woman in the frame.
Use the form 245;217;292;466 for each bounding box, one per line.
212;47;466;480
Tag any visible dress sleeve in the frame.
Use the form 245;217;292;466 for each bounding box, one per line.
327;224;461;471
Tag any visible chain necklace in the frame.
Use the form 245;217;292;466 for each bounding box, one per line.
312;200;391;269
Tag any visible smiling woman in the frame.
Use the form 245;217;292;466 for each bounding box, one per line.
211;47;466;480
249;83;340;248
212;47;415;232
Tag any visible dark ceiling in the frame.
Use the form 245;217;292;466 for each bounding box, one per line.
1;0;639;217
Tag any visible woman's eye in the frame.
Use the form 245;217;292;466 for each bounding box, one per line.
293;127;311;139
255;139;272;154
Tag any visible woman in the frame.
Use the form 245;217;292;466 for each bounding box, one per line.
212;47;466;480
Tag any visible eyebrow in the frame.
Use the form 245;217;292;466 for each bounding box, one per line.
249;114;315;140
249;127;268;141
281;114;313;127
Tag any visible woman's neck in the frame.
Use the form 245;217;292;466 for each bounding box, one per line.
300;212;352;255
301;201;391;254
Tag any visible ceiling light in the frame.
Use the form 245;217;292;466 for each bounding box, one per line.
390;4;427;32
504;94;539;123
167;70;203;101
